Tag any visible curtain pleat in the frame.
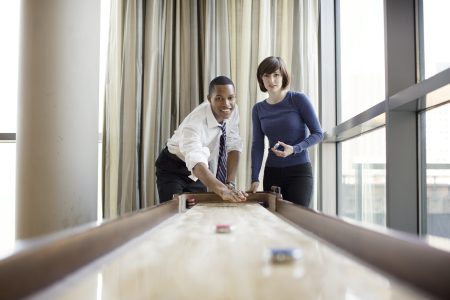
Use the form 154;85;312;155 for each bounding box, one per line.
103;0;319;217
103;0;144;217
103;0;124;218
141;0;163;208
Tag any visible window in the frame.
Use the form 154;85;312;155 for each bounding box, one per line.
336;0;386;226
422;0;450;79
339;128;386;226
0;6;19;133
422;103;450;239
0;143;16;256
0;0;109;250
0;1;20;254
337;0;385;122
419;0;450;239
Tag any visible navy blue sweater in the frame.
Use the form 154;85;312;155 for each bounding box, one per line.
251;91;323;182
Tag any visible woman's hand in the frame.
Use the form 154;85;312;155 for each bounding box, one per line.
250;181;259;193
272;141;294;158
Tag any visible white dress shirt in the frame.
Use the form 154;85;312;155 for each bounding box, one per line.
167;100;242;181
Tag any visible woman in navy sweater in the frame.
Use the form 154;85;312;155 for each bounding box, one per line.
250;56;323;207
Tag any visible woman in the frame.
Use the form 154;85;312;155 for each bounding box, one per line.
250;56;323;207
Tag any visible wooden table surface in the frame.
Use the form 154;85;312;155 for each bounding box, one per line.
31;203;427;299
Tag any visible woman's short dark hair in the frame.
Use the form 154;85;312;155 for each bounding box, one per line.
256;56;290;92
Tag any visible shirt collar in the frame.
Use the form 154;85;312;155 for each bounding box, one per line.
206;102;224;129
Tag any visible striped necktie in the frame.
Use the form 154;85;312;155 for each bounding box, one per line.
216;123;227;183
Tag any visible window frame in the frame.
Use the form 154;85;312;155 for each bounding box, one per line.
320;0;450;235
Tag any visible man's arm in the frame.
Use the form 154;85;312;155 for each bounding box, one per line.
225;150;239;183
192;162;246;202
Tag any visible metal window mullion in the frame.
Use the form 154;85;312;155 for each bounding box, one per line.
384;0;418;234
0;133;16;141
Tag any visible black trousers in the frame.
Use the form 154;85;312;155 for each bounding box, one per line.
263;162;313;208
155;147;206;203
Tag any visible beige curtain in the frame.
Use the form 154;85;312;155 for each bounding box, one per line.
103;0;319;217
103;0;144;217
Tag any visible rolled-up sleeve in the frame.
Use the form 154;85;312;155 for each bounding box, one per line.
180;124;210;172
226;106;243;153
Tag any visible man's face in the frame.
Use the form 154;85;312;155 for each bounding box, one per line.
207;84;236;123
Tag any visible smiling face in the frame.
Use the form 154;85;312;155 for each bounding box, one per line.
207;84;236;123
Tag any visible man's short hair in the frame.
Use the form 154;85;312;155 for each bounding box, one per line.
208;76;235;95
256;56;290;92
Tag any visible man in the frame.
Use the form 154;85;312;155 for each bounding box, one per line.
155;76;247;203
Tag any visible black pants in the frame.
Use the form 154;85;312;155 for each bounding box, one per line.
155;147;206;203
263;162;313;208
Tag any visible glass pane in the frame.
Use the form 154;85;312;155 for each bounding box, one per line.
0;2;20;132
0;142;16;257
338;0;385;122
339;128;386;226
424;103;450;239
422;0;450;79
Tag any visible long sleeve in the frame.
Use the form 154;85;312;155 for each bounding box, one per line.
179;122;210;173
250;91;323;170
292;93;324;154
167;101;241;181
251;105;265;182
226;105;243;153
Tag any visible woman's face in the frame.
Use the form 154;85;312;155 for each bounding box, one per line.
262;69;283;93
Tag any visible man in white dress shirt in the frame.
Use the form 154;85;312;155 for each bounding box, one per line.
155;76;247;203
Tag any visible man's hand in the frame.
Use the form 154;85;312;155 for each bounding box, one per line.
192;162;247;202
220;185;248;202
